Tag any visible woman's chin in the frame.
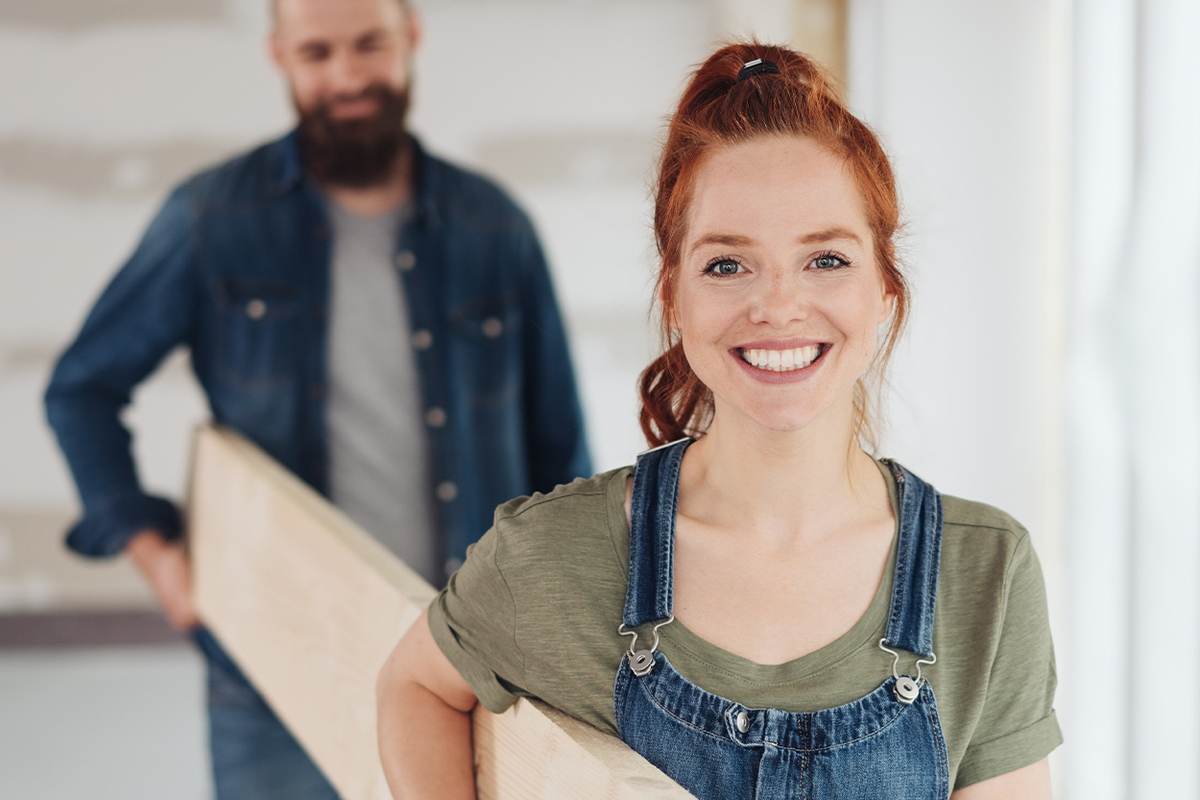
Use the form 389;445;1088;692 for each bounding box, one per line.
710;392;856;439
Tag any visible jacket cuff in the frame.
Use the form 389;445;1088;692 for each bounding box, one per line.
64;495;183;557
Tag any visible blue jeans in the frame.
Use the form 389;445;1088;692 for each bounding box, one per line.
194;629;340;800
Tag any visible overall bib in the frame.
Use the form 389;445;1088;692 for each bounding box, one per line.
614;440;950;800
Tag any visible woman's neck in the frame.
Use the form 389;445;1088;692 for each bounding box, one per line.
678;403;884;546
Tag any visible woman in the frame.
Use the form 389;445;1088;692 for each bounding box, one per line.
377;43;1061;799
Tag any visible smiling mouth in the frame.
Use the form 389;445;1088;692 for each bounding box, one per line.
738;344;825;372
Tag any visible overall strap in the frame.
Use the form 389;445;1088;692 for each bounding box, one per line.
623;439;691;627
880;460;944;659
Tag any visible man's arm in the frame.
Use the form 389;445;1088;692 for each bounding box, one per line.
44;187;200;559
515;226;592;490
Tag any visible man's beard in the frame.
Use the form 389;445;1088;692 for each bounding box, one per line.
296;83;410;188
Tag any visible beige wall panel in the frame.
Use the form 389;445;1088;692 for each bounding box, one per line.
794;0;846;86
190;426;691;800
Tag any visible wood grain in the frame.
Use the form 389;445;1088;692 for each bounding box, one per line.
188;425;692;800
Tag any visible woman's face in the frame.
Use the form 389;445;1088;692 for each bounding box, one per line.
673;135;893;434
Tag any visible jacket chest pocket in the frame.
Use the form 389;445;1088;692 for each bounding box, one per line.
449;293;520;407
214;277;301;388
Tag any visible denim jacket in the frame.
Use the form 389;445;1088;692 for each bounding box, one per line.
45;131;591;575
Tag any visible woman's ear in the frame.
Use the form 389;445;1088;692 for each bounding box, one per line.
878;291;896;325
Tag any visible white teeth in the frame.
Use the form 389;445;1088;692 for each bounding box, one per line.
740;345;821;372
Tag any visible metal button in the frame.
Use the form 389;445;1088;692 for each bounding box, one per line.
425;407;447;428
736;711;749;733
436;481;458;502
245;299;267;320
895;676;920;705
411;329;433;350
481;316;504;339
394;250;416;271
629;650;655;677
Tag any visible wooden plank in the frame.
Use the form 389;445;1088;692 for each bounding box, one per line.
188;425;692;800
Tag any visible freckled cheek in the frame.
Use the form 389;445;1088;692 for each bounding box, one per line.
829;305;882;361
675;289;739;340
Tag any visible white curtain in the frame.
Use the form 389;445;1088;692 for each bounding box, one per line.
1065;0;1200;797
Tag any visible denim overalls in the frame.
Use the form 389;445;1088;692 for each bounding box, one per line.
614;440;950;800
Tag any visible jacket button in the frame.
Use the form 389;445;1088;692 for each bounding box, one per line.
436;481;458;502
245;299;267;320
736;711;750;733
394;250;416;271
411;329;433;350
425;407;447;428
481;316;504;339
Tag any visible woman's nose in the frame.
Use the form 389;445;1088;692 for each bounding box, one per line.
747;271;808;327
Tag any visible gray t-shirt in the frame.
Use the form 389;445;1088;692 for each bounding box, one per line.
326;200;438;584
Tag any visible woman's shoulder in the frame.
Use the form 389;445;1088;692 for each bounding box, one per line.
492;467;630;525
937;493;1039;583
479;467;634;576
940;494;1030;544
927;495;1060;785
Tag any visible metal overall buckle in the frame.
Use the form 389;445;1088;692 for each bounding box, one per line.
879;638;937;705
618;616;674;677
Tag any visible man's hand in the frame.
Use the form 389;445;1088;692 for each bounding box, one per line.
126;529;201;631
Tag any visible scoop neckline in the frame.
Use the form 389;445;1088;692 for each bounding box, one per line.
605;459;901;687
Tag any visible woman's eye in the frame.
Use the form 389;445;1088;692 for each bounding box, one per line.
706;258;744;276
811;253;848;270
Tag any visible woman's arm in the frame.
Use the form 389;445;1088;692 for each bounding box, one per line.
950;757;1051;800
378;608;480;800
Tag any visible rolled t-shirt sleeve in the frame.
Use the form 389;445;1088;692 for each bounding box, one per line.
428;512;529;715
955;533;1063;788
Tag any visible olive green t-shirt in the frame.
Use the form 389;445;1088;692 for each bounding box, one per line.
429;464;1062;791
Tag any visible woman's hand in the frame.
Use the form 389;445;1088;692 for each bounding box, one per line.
126;528;201;631
950;757;1052;799
378;607;480;800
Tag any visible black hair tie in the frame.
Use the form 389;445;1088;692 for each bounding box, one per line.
736;58;780;82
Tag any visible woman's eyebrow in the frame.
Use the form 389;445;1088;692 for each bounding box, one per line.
798;227;863;245
687;233;755;254
688;228;863;255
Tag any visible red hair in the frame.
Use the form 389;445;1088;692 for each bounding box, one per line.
638;42;908;449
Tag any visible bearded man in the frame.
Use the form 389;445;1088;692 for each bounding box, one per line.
44;0;590;797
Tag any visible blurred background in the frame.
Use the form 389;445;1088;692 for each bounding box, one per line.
1;0;1197;797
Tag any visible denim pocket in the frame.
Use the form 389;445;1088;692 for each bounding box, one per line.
448;291;521;407
214;277;300;388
